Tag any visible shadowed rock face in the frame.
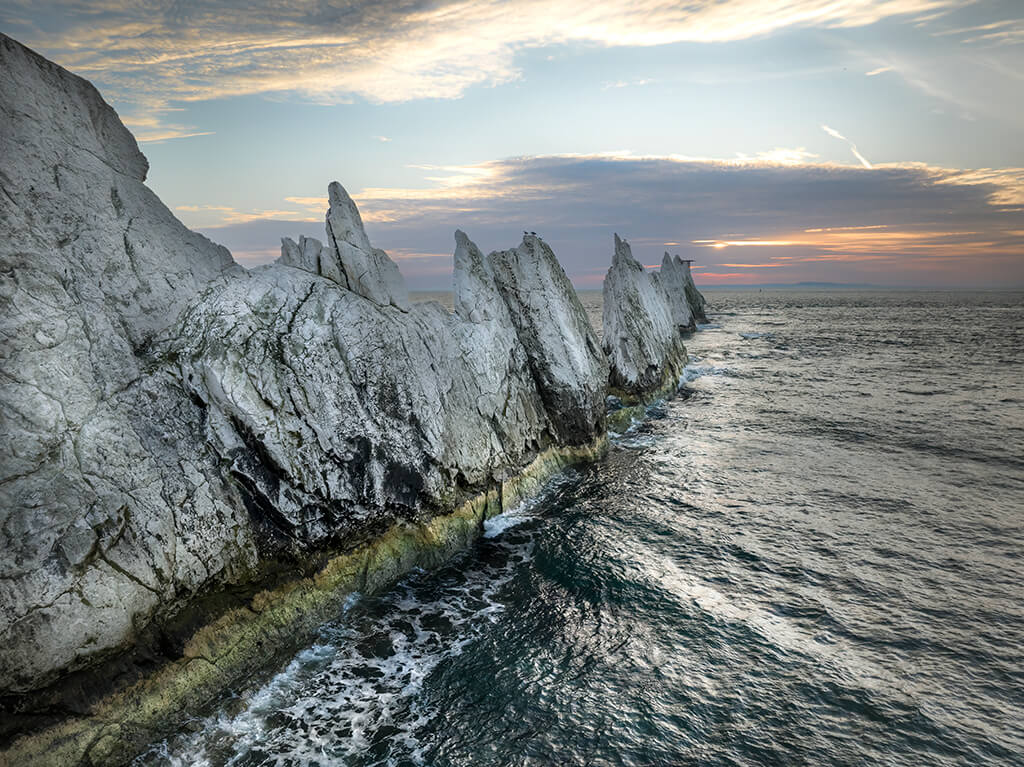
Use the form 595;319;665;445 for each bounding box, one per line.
487;234;609;446
602;235;689;399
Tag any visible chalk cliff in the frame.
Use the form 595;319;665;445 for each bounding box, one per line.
0;32;702;766
0;32;256;700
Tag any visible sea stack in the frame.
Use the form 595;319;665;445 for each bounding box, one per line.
602;235;689;401
677;255;709;324
659;252;697;333
487;234;609;446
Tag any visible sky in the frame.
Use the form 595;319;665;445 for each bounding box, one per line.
3;0;1023;288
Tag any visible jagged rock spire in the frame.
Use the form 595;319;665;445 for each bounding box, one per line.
453;230;506;324
487;233;608;446
602;234;688;399
675;254;708;324
659;251;696;332
323;181;410;311
279;234;324;274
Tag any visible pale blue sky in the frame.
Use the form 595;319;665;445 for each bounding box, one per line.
3;0;1022;286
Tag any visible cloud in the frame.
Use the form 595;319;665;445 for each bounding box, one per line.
196;153;1024;288
736;148;819;165
865;65;893;76
936;18;1024;46
176;202;321;228
120;113;214;143
821;124;873;169
601;78;655;90
4;0;964;124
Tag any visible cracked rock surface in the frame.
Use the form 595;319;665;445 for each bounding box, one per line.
0;33;256;694
658;252;697;333
677;255;709;325
170;232;550;548
487;234;608;446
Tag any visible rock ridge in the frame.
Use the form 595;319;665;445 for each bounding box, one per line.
0;33;709;766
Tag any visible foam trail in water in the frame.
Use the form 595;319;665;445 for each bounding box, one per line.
484;472;576;539
137;539;536;766
139;473;585;766
680;358;735;385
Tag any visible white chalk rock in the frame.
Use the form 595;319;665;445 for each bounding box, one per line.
172;251;549;546
278;235;324;274
0;33;255;692
659;252;696;332
487;234;608;445
602;235;688;398
323;181;410;311
676;255;709;324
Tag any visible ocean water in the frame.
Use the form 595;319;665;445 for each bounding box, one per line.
141;290;1024;767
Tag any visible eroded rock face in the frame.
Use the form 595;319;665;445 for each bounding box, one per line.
0;34;257;693
171;229;549;548
487;235;608;446
659;252;696;333
602;235;688;399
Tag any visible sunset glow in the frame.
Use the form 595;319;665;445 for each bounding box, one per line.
3;0;1019;287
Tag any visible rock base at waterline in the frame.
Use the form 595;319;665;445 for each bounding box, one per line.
1;438;606;767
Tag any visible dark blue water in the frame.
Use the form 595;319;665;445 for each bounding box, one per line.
143;290;1024;767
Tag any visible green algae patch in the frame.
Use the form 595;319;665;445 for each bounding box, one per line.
607;353;688;433
0;437;606;767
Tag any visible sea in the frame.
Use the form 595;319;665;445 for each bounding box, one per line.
139;289;1024;767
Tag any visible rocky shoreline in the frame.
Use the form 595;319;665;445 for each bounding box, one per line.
0;33;707;765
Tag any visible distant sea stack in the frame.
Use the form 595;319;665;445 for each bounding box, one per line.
602;235;689;402
0;33;707;766
677;256;709;324
659;252;697;333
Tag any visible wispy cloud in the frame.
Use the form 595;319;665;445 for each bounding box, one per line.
736;148;819;165
176;202;321;228
936;18;1024;46
601;78;655;90
865;65;893;75
821;124;873;169
3;0;965;127
120;113;214;143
